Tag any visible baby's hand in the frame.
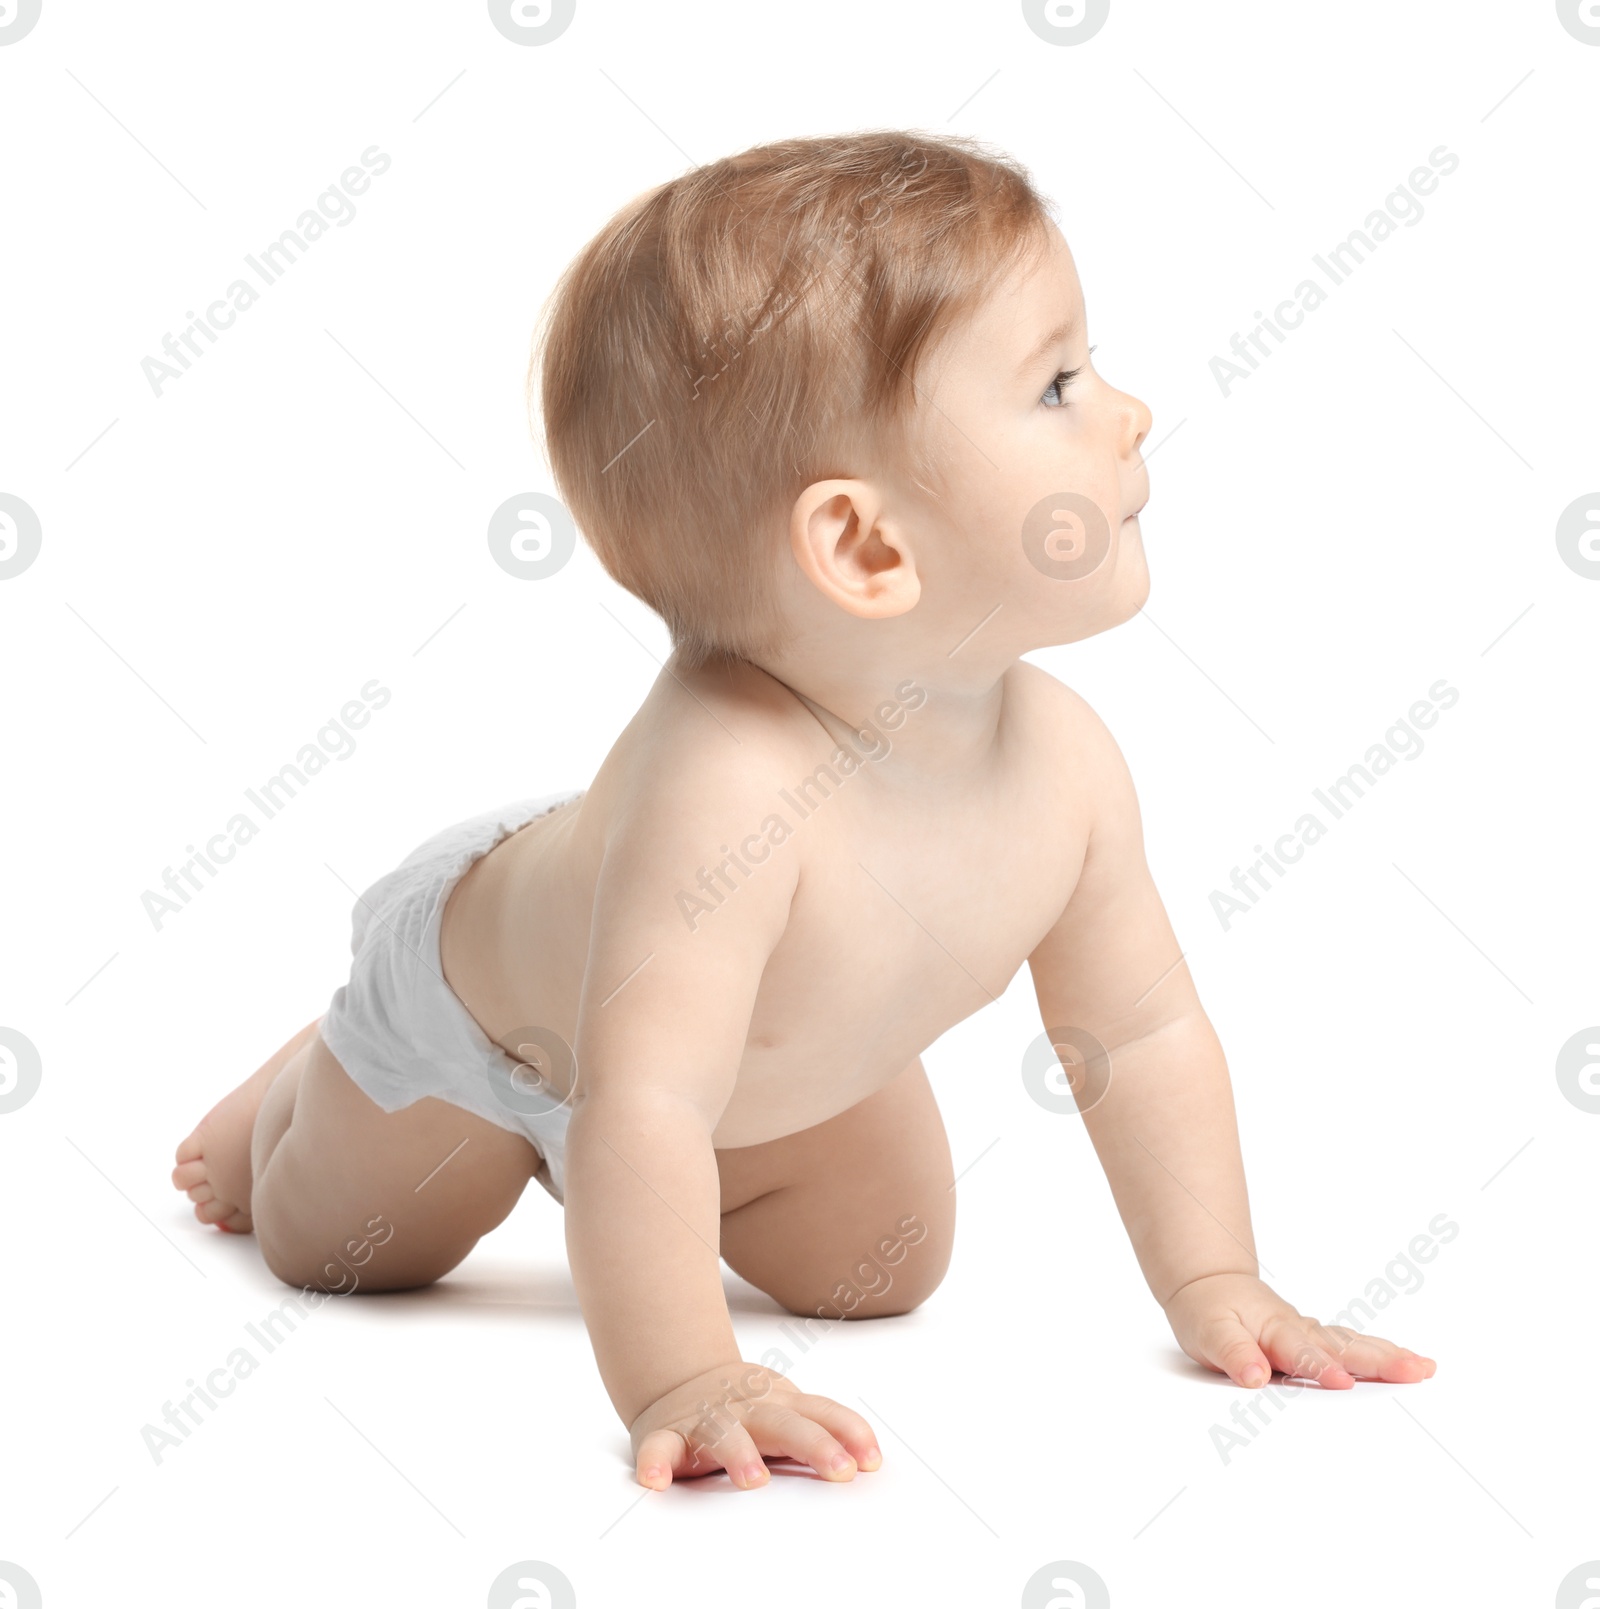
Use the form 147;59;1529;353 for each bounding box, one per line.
1162;1272;1437;1389
629;1361;883;1490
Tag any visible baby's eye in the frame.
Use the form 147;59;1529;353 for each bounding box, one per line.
1041;346;1096;409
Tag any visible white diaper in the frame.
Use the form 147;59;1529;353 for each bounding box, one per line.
319;791;585;1205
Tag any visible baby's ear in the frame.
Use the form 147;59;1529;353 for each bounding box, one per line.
788;479;920;621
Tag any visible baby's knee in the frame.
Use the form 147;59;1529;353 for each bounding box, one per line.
258;1231;348;1295
845;1217;954;1317
260;1233;455;1296
842;1268;947;1319
797;1246;953;1322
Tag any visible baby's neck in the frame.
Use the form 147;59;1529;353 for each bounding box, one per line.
751;652;1016;791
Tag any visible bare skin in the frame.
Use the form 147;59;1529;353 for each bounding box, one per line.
173;223;1434;1493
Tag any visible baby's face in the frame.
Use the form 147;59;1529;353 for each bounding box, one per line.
907;225;1153;648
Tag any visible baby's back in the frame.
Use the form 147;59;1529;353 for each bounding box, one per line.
442;656;1096;1146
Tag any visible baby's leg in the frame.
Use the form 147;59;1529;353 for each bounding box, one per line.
172;1017;323;1233
174;1025;541;1292
716;1057;957;1320
251;1032;539;1290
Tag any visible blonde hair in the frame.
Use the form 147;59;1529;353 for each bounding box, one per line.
532;129;1055;671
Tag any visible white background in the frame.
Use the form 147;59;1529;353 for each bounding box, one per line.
2;1;1596;1604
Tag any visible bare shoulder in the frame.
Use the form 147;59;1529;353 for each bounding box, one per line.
592;657;821;899
1020;659;1192;1039
1005;659;1137;809
634;657;818;792
572;660;819;1115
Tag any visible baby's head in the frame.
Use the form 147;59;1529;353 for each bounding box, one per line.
535;129;1151;683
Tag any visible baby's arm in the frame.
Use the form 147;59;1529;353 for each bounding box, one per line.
1026;688;1436;1389
563;757;880;1487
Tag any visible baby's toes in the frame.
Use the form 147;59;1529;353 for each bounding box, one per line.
172;1157;208;1191
186;1183;216;1206
193;1196;249;1231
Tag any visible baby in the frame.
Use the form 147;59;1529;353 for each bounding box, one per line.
171;129;1435;1492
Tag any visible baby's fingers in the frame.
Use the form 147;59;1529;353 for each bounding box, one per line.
1261;1319;1355;1389
636;1421;770;1491
1198;1316;1275;1389
634;1427;686;1490
749;1403;862;1482
1319;1325;1436;1383
701;1420;771;1489
784;1393;883;1471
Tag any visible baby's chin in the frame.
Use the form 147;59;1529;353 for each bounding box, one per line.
1062;529;1151;641
1122;536;1152;614
1100;516;1151;620
1088;527;1146;627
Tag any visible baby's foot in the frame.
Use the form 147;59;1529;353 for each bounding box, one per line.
171;1022;315;1233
